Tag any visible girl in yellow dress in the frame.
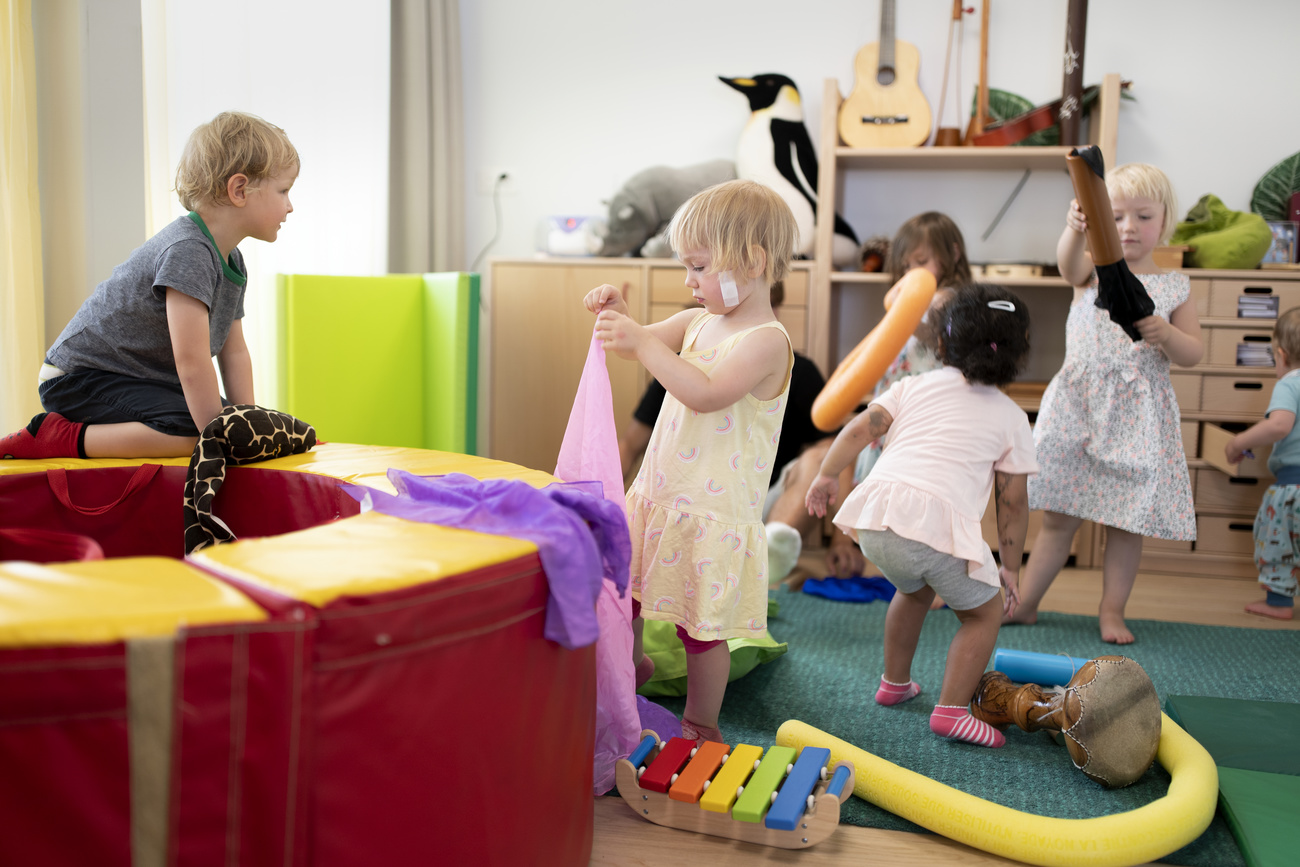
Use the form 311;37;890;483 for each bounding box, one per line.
584;180;798;744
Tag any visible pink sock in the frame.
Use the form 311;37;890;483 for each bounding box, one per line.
1;413;86;460
930;705;1005;748
875;676;922;706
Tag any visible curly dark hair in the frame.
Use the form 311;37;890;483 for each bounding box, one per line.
936;284;1030;386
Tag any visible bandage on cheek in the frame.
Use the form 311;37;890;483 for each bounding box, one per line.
720;270;740;307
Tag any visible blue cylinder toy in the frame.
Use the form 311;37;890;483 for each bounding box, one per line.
993;648;1091;686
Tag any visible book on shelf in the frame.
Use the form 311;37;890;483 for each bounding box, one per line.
1237;296;1280;318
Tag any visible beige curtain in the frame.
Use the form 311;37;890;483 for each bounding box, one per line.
1;0;45;432
389;0;466;273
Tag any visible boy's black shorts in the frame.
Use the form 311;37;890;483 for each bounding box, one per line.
39;367;228;437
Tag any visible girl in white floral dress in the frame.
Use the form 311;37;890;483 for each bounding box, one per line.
1009;163;1203;644
584;180;797;744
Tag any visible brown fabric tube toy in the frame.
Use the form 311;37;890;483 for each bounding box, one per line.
1065;146;1155;341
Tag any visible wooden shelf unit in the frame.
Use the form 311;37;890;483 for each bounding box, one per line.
808;73;1123;374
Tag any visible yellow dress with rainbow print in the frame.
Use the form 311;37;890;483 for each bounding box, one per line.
627;311;792;640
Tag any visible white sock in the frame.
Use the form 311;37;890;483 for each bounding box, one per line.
766;522;802;585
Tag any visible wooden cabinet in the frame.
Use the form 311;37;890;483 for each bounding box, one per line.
1126;268;1300;579
486;258;811;473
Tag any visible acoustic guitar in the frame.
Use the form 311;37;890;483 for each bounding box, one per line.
839;0;932;148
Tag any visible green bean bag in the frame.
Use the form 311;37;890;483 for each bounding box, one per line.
636;599;788;697
1170;194;1273;270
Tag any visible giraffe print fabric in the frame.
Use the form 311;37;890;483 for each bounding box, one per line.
183;405;316;554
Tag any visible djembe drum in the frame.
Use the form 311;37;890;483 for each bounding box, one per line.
971;655;1161;788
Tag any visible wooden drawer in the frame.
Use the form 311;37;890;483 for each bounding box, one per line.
1206;327;1275;368
1200;375;1271;415
1181;420;1198;459
1194;516;1255;556
648;301;700;324
1207;278;1300;320
649;266;693;304
1194;468;1269;513
1170;372;1200;411
1199;423;1275;479
1144;536;1194;553
781;268;809;306
1189;278;1210;318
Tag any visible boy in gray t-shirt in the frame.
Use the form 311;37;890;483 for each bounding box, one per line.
2;111;298;460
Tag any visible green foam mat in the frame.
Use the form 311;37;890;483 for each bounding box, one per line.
1165;695;1300;776
1215;767;1300;867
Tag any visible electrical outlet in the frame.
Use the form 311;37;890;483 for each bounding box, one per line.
477;168;516;196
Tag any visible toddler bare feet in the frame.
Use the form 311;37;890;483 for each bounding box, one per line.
680;718;725;745
1245;600;1294;620
1001;605;1038;626
1099;611;1134;644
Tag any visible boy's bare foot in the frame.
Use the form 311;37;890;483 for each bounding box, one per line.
1245;600;1294;620
1099;611;1134;644
929;595;948;611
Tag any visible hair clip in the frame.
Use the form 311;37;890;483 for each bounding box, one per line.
990;342;998;352
987;300;1016;312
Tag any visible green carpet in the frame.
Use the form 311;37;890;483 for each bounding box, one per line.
647;588;1300;867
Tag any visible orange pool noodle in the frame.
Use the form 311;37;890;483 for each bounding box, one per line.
811;268;937;432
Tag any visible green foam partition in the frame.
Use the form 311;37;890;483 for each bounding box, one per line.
1165;696;1300;867
277;272;478;453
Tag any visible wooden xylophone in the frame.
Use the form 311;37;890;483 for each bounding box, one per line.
615;729;855;848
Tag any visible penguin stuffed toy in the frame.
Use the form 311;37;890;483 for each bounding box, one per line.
721;74;859;266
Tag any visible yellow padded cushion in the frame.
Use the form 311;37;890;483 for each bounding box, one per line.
0;557;266;647
189;510;540;607
0;442;557;495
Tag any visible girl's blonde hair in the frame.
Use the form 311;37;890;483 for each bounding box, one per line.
1274;307;1300;364
888;211;972;288
1106;163;1178;245
175;111;299;211
667;180;798;286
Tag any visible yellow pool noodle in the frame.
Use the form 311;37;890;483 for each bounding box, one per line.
775;714;1217;867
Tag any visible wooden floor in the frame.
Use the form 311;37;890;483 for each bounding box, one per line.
590;557;1298;867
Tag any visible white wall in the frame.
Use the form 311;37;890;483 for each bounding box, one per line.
32;0;390;408
160;0;390;406
460;0;1300;270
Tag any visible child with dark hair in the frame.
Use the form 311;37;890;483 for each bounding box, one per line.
805;284;1036;748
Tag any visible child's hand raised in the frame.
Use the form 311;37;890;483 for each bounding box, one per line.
593;310;645;359
584;283;629;317
1133;314;1172;349
1066;199;1087;234
804;473;839;518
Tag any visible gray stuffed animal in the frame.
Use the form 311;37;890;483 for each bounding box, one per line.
598;159;737;257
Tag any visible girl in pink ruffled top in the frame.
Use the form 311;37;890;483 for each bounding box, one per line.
805;284;1037;748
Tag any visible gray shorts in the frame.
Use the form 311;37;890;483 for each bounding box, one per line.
856;528;999;611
